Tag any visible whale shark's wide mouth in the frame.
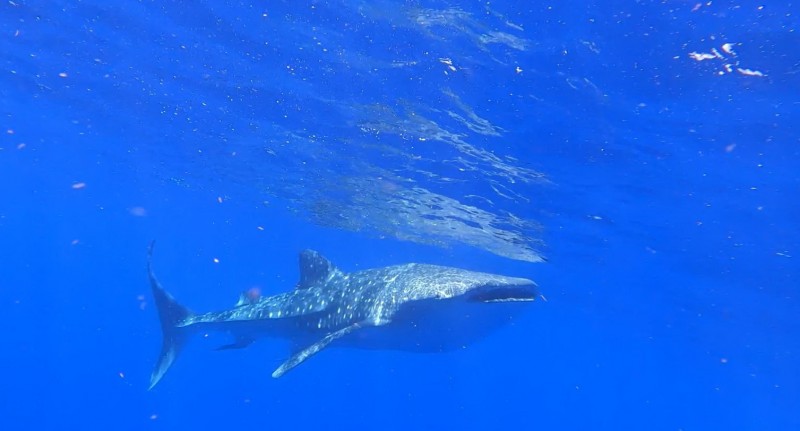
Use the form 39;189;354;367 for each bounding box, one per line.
468;284;539;303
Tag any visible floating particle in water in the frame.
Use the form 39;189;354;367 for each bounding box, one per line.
688;43;765;77
129;206;147;217
737;68;764;77
439;57;457;73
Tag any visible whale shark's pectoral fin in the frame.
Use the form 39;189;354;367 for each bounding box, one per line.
215;336;255;351
272;322;363;378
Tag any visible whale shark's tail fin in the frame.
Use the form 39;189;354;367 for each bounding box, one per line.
147;241;193;390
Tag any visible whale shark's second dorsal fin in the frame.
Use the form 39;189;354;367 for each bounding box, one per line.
234;289;261;307
296;249;337;289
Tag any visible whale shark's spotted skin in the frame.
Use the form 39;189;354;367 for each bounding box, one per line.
147;246;540;389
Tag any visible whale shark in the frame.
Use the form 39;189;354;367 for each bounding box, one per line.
147;243;541;389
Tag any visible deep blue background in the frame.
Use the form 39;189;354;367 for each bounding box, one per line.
1;1;798;430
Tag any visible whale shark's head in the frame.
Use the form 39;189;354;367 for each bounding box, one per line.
380;263;539;304
346;264;541;352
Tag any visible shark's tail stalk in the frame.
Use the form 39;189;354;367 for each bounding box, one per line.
147;241;193;390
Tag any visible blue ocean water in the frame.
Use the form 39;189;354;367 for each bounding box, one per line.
1;0;798;429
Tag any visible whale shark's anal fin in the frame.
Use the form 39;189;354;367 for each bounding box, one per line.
272;322;363;378
215;336;255;351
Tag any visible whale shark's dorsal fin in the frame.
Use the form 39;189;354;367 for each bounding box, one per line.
296;250;337;289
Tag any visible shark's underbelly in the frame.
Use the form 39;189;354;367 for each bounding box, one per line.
332;298;530;352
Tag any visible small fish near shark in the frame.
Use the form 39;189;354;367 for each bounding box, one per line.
147;242;542;389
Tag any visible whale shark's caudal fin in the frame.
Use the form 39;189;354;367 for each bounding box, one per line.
147;242;193;390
